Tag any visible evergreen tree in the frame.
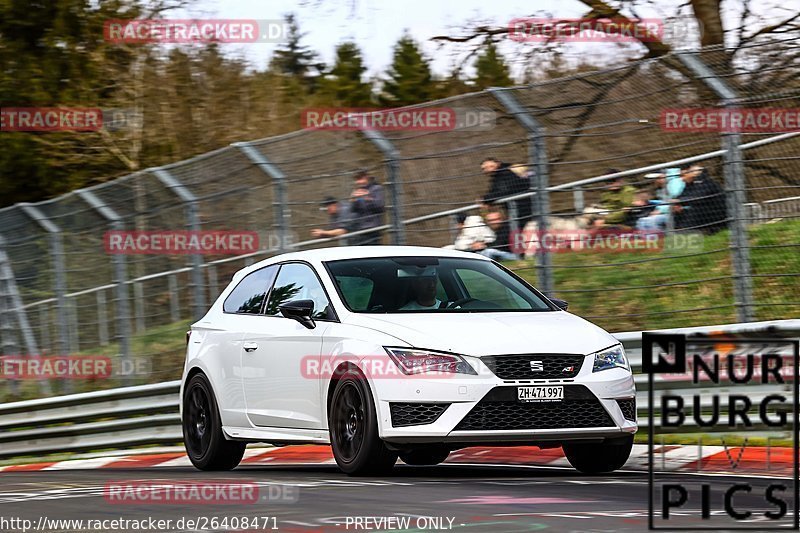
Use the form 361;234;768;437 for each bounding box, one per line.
0;0;147;205
436;63;472;98
474;41;513;89
380;32;434;106
320;41;372;106
269;13;323;91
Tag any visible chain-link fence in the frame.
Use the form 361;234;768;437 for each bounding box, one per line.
1;37;798;400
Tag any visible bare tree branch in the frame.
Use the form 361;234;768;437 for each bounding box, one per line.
738;11;800;48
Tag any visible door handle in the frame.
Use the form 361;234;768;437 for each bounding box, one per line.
243;342;258;353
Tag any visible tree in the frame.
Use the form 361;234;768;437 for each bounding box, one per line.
433;0;800;65
380;32;435;106
474;41;512;89
269;13;324;91
435;63;472;98
319;41;373;106
0;0;150;205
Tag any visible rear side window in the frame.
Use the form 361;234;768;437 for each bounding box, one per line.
223;265;278;314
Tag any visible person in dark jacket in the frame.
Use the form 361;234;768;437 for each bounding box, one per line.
349;171;386;245
480;157;532;229
311;196;352;245
672;165;727;234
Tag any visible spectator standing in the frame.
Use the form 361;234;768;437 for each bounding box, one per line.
480;157;532;229
311;196;352;244
673;165;727;234
349;171;386;245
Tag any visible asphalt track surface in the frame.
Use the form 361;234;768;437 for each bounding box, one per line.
1;461;794;533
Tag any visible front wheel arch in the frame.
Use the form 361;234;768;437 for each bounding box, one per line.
326;362;372;426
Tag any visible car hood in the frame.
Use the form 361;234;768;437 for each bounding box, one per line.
345;311;618;356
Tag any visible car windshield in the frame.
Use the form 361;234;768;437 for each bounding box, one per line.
325;256;554;313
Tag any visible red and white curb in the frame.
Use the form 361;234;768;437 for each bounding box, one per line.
0;444;792;476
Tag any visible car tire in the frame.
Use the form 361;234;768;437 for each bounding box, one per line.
399;446;450;466
329;371;398;476
563;434;633;474
182;373;246;471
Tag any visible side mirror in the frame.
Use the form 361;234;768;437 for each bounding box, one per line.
550;298;569;311
279;299;316;329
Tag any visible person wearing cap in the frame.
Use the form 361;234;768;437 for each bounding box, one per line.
311;196;352;244
399;267;442;311
349;171;385;245
631;172;672;230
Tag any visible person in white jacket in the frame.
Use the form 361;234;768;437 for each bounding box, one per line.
450;213;495;252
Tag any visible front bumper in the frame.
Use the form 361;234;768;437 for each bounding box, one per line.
371;355;636;444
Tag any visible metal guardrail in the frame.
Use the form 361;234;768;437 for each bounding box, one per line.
0;320;797;459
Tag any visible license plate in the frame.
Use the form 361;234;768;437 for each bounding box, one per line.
517;386;563;403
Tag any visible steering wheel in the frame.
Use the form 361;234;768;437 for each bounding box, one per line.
446;297;478;309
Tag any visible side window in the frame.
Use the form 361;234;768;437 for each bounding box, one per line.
334;276;374;311
223;265;278;314
456;268;533;310
265;263;332;319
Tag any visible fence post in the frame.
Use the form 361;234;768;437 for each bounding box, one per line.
0;235;18;396
75;189;133;382
18;203;73;361
207;264;219;304
361;129;405;245
151;167;207;320
234;142;290;252
677;53;755;322
39;305;50;354
133;282;145;333
573;187;585;214
490;88;553;295
168;274;180;323
97;290;109;345
0;235;52;395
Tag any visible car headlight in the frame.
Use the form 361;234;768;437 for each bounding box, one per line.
592;344;629;372
384;347;477;375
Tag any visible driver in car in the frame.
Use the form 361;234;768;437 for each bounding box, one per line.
399;267;442;311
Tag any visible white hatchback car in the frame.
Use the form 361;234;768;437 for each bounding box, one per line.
181;246;636;475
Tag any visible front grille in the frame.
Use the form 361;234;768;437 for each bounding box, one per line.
617;398;636;421
454;386;614;431
390;403;450;427
482;354;585;379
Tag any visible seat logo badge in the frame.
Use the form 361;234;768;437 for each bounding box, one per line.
530;360;544;372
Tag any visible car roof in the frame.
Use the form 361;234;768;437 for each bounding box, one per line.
244;245;490;273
